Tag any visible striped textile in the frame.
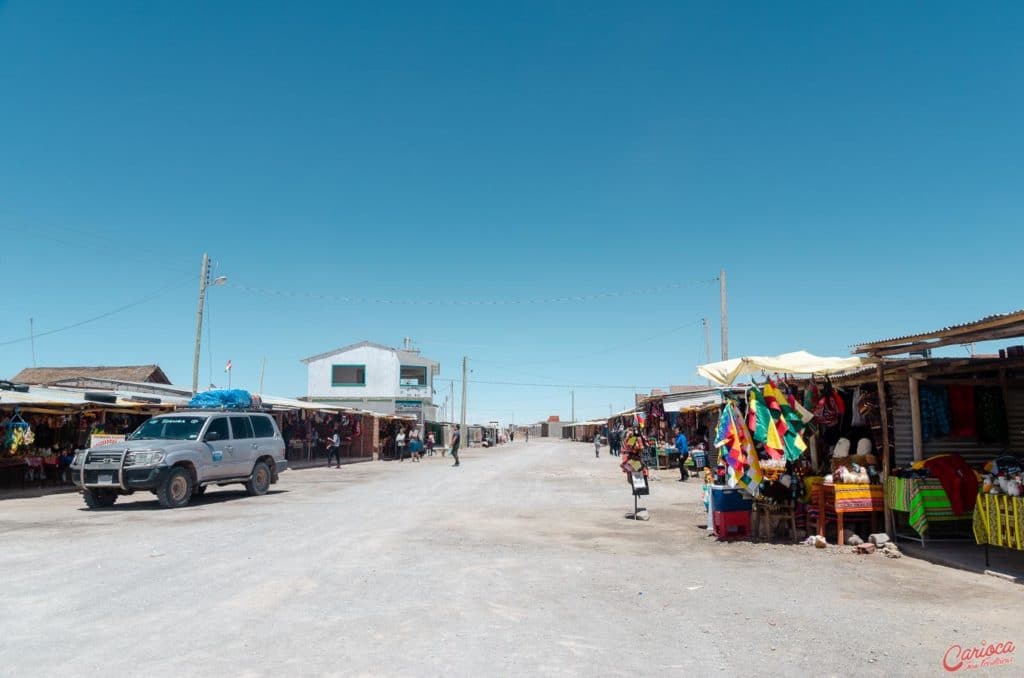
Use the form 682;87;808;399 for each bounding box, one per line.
832;483;884;513
886;476;961;536
974;493;1024;551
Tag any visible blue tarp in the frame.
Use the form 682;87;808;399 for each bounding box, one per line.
188;389;253;409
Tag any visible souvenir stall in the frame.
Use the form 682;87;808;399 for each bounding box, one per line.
0;388;160;489
263;396;375;462
698;352;876;543
853;312;1024;549
567;420;606;445
662;387;745;472
376;413;418;460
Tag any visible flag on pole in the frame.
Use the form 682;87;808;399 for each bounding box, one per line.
225;359;232;373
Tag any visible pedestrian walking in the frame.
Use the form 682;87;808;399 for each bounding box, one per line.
525;429;529;443
674;427;690;481
450;427;461;467
610;422;623;457
594;432;601;458
326;429;342;468
396;428;407;462
426;431;436;456
409;431;422;462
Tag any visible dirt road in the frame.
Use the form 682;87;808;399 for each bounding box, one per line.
0;439;1020;676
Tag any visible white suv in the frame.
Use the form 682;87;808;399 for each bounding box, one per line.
70;410;288;509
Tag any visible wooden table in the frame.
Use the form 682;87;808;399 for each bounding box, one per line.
813;482;885;545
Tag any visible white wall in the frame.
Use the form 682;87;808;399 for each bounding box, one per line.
307;345;400;399
306;345;434;406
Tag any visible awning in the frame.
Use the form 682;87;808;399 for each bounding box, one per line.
697;351;871;386
257;394;343;411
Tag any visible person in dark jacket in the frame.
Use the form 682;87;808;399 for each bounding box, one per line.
450;427;461;467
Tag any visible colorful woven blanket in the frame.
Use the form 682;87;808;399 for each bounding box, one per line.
886;476;961;536
832;483;884;513
973;493;1024;551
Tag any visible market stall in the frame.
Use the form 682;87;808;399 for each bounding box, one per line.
698;352;879;543
853;310;1024;542
0;386;170;489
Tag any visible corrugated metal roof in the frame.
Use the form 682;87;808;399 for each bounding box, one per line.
853;309;1024;352
0;387;162;409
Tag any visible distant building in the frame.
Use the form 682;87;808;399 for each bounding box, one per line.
11;365;172;388
302;341;440;421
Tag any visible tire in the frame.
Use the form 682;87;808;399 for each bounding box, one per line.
193;485;206;497
245;461;271;497
157;467;193;508
83;489;118;509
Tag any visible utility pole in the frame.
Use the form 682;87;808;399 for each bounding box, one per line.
258;357;267;394
719;268;729;360
571;389;575;441
460;357;468;452
703;318;712;385
29;318;36;368
192;253;211;395
450;380;455;424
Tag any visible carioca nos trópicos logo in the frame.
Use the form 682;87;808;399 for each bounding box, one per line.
943;640;1016;672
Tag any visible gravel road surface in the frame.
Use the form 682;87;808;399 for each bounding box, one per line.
1;439;1020;677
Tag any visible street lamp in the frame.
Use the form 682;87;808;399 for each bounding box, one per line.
191;254;228;395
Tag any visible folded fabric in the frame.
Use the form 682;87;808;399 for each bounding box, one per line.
922;455;978;515
886;476;959;535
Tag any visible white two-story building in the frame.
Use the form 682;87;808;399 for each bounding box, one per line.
302;341;441;421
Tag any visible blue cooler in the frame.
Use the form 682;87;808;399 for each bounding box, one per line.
709;485;753;513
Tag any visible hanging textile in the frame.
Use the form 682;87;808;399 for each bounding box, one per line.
763;381;808;462
747;387;784;459
975;387;1007;444
919;385;952;442
803;381;821;413
946;385;977;438
4;412;33;455
813;377;845;428
714;401;762;495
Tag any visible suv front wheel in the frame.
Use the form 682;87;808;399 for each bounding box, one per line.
245;461;271;496
157;467;193;508
83;488;118;509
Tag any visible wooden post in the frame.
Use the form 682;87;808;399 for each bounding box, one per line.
909;376;924;462
876;362;893;537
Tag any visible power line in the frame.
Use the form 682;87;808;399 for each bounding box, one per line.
473;321;704;370
227;277;718;307
0;279;189;347
435;377;658;391
0;209;198;278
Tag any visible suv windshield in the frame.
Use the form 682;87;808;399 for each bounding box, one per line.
129;416;207;441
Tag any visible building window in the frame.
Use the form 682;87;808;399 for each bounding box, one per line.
400;365;428;387
331;364;366;386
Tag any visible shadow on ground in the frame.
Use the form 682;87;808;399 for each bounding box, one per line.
75;489;288;512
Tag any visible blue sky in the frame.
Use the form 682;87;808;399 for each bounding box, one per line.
1;1;1022;424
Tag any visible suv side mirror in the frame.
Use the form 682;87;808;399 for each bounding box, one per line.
204;430;222;442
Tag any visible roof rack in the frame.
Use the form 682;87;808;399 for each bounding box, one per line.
176;406;272;413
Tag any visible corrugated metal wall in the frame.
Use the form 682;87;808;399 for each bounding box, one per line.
892;380;1024;468
891;381;913;468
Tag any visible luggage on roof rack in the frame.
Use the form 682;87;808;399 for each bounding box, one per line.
186;389;261;410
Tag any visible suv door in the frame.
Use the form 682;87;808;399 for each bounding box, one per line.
228;415;256;476
201;417;234;479
249;415;282;466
